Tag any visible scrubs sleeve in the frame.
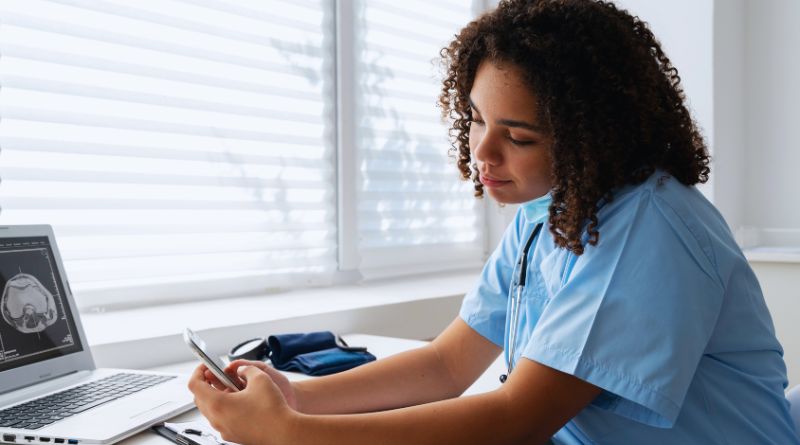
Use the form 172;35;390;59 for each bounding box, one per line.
521;190;725;428
459;208;524;347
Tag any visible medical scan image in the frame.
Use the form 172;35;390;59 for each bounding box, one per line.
1;273;59;334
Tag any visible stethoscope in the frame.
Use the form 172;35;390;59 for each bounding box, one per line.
500;222;543;384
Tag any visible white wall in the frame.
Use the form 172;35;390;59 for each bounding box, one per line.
713;0;746;232
744;0;800;231
616;0;716;199
739;0;800;386
753;262;800;387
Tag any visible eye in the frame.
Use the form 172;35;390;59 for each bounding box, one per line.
508;136;535;146
470;118;485;126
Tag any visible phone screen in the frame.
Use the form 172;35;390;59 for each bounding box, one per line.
184;328;244;391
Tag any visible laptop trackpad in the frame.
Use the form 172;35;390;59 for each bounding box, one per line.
129;399;175;419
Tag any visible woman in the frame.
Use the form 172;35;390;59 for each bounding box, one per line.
189;0;799;443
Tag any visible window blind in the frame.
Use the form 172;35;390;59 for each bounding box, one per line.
0;0;337;309
354;0;486;276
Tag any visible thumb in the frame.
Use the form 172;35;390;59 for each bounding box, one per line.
236;365;287;404
237;365;261;382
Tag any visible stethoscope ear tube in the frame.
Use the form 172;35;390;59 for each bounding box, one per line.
227;334;367;362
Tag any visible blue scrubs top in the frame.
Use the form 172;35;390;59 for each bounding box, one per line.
460;172;799;444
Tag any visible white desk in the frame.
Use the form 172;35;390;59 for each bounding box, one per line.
119;334;505;445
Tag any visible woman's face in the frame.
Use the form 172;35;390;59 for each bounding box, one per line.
468;61;553;204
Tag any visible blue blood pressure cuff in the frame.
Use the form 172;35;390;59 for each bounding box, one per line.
268;331;375;376
231;331;374;376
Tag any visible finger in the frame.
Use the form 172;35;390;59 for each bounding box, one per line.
189;366;234;421
260;364;284;379
237;365;266;385
189;366;226;398
204;369;223;385
226;359;267;373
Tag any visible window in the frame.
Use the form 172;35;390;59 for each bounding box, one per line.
351;0;486;278
0;0;486;310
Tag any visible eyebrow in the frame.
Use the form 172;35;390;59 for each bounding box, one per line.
468;97;545;133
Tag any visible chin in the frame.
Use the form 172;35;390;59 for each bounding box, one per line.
487;190;522;205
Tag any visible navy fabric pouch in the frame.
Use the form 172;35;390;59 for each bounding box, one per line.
268;331;376;376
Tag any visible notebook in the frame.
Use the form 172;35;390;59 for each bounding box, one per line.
0;225;193;445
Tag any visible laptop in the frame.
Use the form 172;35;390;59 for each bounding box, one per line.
0;225;194;445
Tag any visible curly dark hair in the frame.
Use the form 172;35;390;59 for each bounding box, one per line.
438;0;710;255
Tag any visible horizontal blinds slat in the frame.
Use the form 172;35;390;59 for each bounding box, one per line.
174;0;326;30
1;76;326;123
361;106;439;124
2;57;323;105
361;87;434;104
58;233;337;260
3;181;331;204
359;189;474;199
361;146;451;162
0;45;322;100
48;0;325;41
0;209;335;226
64;251;337;283
360;237;481;249
50;223;334;237
358;62;436;85
358;207;478;218
0;13;325;72
2;110;326;144
0;138;330;167
360;127;448;143
1;91;324;135
359;216;480;231
359;199;478;212
1;167;331;188
367;0;472;19
2;144;330;178
0;38;323;94
0;125;329;157
359;117;447;135
365;1;466;29
360;162;458;177
1;197;333;211
362;22;452;48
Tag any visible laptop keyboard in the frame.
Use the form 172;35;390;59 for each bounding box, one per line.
0;373;175;431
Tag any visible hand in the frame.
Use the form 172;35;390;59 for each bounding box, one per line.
188;364;297;445
202;359;300;410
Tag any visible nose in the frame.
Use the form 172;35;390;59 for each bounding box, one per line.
471;126;502;167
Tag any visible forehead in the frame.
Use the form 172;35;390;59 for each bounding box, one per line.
469;61;540;118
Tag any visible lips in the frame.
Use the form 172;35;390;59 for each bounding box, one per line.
479;174;512;187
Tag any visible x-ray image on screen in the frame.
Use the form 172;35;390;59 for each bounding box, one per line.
2;272;59;333
0;239;79;371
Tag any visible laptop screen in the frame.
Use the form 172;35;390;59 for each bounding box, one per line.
0;236;83;372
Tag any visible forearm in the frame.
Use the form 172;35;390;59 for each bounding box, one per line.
285;390;548;445
293;344;461;414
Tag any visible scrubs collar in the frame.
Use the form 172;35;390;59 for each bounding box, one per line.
521;192;552;224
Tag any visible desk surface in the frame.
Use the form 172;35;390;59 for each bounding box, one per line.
121;334;505;445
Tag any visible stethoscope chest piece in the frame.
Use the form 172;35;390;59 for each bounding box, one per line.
228;337;269;361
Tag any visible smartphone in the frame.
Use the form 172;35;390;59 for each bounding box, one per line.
184;328;244;391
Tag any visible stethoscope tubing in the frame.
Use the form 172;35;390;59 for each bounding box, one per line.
502;222;543;383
